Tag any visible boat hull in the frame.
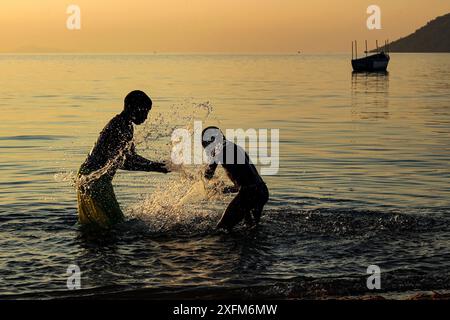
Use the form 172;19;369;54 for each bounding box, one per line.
352;53;390;72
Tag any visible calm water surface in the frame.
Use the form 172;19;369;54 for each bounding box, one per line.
0;54;449;298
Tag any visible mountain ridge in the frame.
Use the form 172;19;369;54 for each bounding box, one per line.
376;13;450;52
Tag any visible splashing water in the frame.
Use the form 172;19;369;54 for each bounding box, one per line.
54;170;77;186
127;174;230;234
134;100;217;161
128;101;231;233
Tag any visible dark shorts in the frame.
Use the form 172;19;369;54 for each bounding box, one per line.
240;182;269;211
217;182;269;230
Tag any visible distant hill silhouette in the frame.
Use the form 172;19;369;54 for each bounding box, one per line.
377;13;450;52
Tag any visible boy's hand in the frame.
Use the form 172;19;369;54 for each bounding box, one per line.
207;180;239;194
222;186;239;194
154;161;171;174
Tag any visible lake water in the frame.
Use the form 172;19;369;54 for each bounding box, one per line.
0;53;449;298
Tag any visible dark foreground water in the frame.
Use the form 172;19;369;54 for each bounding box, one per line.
0;54;449;299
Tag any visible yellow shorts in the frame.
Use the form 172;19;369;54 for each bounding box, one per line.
77;173;124;229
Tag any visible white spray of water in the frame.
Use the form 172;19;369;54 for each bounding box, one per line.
127;174;230;233
54;171;77;186
127;101;231;232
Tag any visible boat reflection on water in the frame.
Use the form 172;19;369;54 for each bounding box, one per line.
351;71;390;120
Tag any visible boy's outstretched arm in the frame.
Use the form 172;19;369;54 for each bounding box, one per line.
122;154;170;173
121;143;170;173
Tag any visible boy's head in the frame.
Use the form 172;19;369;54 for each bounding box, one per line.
124;90;152;124
202;126;224;148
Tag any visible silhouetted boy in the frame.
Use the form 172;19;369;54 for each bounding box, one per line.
202;126;269;231
77;90;169;228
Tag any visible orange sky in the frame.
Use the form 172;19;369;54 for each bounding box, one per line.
1;0;449;53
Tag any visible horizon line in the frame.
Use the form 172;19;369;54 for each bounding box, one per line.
0;51;447;56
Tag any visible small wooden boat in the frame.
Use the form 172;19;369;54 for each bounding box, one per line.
351;40;390;72
352;52;390;72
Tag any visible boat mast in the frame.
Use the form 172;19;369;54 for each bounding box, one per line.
352;41;354;59
355;40;358;59
365;40;368;56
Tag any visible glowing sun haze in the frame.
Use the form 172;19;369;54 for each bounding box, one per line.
1;0;449;53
